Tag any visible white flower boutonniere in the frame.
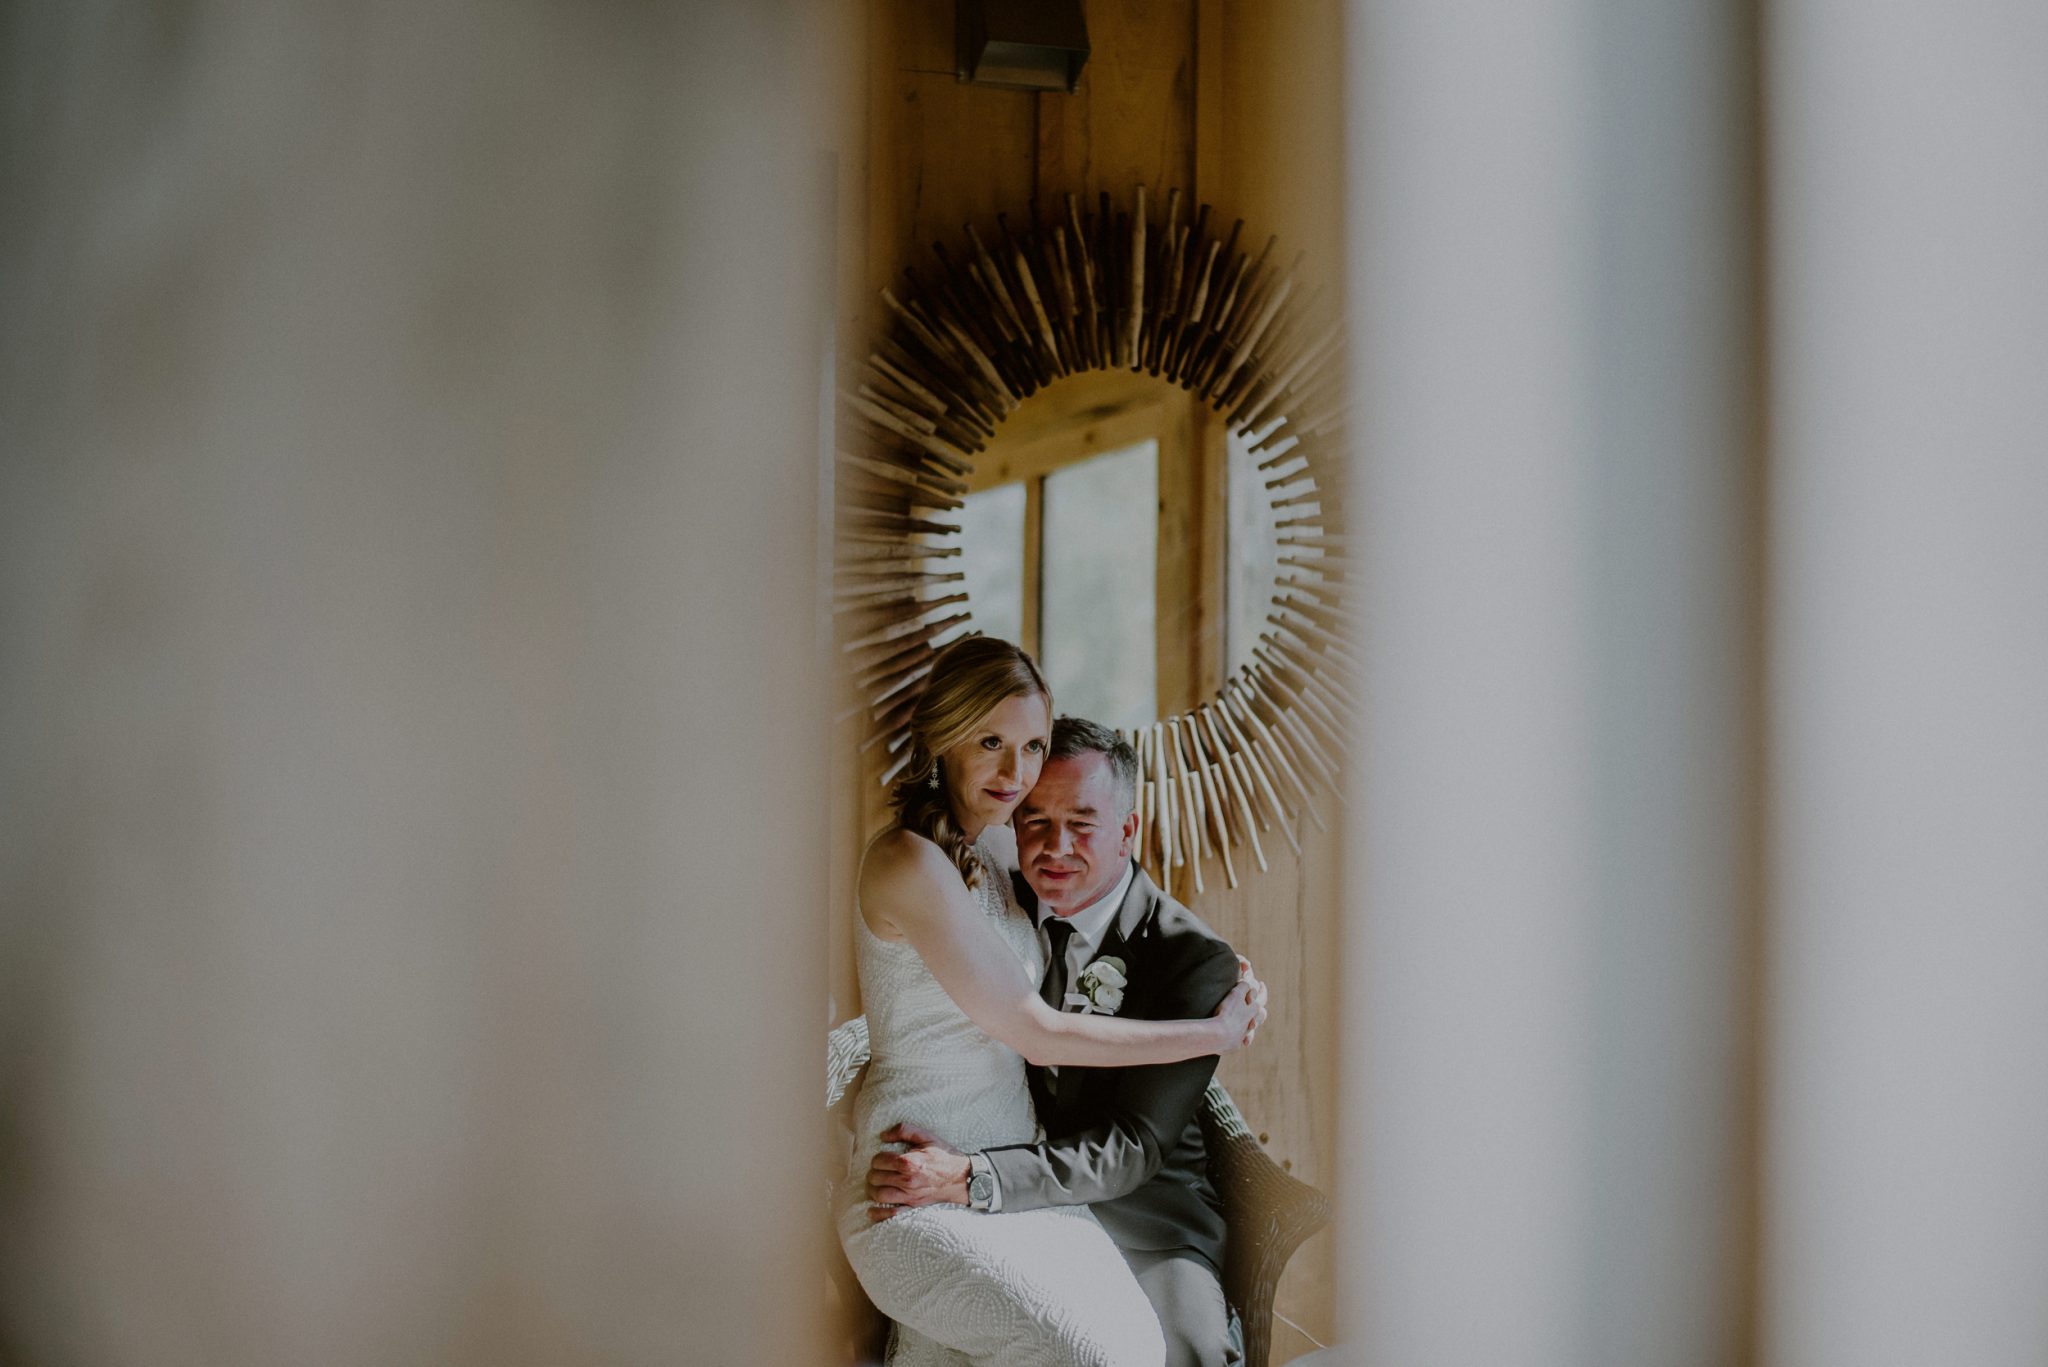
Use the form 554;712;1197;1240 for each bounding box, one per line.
1072;955;1128;1015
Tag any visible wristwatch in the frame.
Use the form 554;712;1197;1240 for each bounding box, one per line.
966;1153;997;1212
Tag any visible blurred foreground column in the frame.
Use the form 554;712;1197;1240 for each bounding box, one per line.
1338;0;1752;1363
1765;3;2048;1364
0;2;833;1362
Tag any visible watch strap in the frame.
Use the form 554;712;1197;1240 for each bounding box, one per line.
967;1152;1000;1212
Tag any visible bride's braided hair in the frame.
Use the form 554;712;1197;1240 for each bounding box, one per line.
889;635;1050;890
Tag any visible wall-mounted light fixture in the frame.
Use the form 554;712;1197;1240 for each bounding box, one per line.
956;0;1090;94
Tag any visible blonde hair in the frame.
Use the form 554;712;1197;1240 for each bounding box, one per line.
890;635;1049;888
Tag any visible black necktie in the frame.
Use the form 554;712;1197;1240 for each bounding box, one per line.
1041;918;1075;1011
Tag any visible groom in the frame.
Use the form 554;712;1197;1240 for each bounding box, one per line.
867;716;1249;1367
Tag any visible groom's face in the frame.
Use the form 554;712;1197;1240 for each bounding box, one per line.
1013;750;1139;917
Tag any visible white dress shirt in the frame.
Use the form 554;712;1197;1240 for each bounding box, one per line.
1038;859;1136;1013
972;860;1140;1213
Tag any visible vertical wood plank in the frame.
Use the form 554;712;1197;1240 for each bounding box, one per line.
1155;391;1201;718
1193;398;1231;701
1194;0;1226;202
1022;475;1045;658
1031;0;1197;205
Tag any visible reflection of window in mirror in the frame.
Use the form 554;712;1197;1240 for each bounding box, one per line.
961;373;1226;727
958;481;1027;650
959;440;1158;730
1042;442;1157;730
1226;424;1323;682
1224;427;1275;679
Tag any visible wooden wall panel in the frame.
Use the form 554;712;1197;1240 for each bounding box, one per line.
1209;831;1342;1361
1216;0;1347;291
865;0;1038;302
843;0;1347;1354
1034;0;1197;203
1204;4;1349;1353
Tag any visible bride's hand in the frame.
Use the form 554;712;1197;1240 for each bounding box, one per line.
1211;979;1262;1053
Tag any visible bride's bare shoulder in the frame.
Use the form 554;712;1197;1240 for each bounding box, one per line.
858;828;953;936
863;828;959;887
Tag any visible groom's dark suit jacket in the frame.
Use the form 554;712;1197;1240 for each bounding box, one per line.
986;862;1241;1273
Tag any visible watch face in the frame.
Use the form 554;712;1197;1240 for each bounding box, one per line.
969;1173;993;1203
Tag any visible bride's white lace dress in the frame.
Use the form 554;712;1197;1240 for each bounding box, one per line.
836;834;1164;1367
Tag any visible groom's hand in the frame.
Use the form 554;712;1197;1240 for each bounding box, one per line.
866;1123;971;1220
1238;953;1271;1043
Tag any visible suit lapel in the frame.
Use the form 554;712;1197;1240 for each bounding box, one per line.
1092;866;1150;983
1054;866;1157;1114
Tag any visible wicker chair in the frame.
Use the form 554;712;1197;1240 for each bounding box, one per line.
827;1016;1331;1367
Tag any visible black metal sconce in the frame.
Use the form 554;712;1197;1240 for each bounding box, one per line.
956;0;1091;94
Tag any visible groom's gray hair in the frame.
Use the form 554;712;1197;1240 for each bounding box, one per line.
1047;716;1140;817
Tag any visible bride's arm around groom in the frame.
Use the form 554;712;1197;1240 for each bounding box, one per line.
871;717;1259;1367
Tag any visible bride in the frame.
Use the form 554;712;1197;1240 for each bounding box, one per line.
837;635;1262;1367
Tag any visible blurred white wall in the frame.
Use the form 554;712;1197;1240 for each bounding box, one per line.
1764;1;2048;1363
1340;0;2048;1363
0;2;835;1362
1340;0;1752;1363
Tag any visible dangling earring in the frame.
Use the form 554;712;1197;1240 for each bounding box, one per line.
928;761;941;791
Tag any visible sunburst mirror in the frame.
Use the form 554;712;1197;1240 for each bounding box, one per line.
837;185;1350;894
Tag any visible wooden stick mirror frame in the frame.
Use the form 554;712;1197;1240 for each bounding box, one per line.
837;185;1351;894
